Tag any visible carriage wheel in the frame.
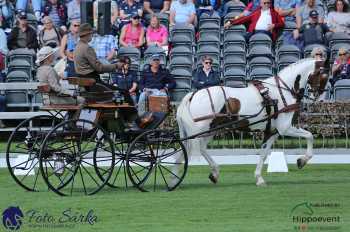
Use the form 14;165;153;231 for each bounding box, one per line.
6;115;61;192
39;119;115;196
126;129;188;192
94;132;130;189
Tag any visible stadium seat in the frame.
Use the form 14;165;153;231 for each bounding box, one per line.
224;1;245;15
277;44;301;62
249;67;273;80
198;35;221;50
223;33;246;50
118;47;141;63
5;90;31;109
334;79;350;101
199;12;221;27
144;46;167;64
329;32;350;49
7;48;35;67
6;70;30;82
7;60;32;80
248;45;273;59
170;24;195;42
170;89;191;102
249;33;272;51
277;55;299;72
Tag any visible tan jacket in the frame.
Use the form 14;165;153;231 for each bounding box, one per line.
74;39;117;75
37;65;70;95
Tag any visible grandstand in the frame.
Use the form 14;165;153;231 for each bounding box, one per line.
0;0;350;129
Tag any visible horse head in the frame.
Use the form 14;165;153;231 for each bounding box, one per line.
307;60;328;98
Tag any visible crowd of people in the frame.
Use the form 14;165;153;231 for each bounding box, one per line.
0;0;349;122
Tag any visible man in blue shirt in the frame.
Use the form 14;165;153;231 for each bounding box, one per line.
169;0;196;27
138;54;175;115
193;55;220;90
90;33;118;64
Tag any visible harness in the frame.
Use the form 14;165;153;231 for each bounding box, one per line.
189;76;302;136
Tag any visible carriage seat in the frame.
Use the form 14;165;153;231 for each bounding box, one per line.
67;77;96;87
126;112;167;133
37;84;81;111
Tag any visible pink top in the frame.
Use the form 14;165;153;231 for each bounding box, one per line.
146;25;168;44
123;23;143;47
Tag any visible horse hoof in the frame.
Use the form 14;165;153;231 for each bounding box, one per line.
297;158;306;169
208;173;218;184
256;181;267;187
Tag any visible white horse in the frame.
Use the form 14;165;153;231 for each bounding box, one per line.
175;58;327;186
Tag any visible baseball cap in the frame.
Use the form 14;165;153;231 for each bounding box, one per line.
18;11;27;20
309;10;319;18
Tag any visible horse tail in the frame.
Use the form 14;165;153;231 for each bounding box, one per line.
176;92;200;158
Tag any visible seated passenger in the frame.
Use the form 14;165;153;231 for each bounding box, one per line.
138;54;175;115
112;56;138;105
36;46;85;106
193;55;220;90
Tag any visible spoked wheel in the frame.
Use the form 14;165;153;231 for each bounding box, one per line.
39;119;115;196
126;129;188;192
6;115;61;192
94;132;130;189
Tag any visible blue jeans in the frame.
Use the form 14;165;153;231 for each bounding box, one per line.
16;0;42;12
138;89;167;116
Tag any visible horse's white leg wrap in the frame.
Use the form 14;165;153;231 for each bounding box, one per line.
255;134;278;186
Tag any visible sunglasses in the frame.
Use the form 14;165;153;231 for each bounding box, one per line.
205;61;212;64
339;53;347;56
73;24;80;27
263;2;271;4
315;53;323;56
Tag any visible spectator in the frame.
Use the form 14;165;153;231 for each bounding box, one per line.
296;0;324;29
39;16;62;48
16;0;41;21
143;0;170;15
112;56;138;105
293;10;331;48
36;46;85;106
169;0;196;27
146;15;168;48
67;0;81;22
274;0;300;23
326;0;350;35
119;14;145;48
193;55;220;90
194;0;222;17
224;0;285;41
90;33;118;64
119;0;143;21
0;0;15;28
42;0;67;29
138;54;175;115
331;47;350;85
310;46;327;60
7;12;39;51
60;18;80;77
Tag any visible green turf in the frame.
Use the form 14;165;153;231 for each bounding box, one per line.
1;164;349;232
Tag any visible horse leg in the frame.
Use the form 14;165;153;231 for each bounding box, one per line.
199;137;219;184
255;133;279;187
281;127;313;169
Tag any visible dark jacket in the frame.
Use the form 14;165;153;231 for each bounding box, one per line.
112;70;138;91
7;26;39;51
193;68;220;89
43;1;67;26
300;23;330;46
140;66;175;91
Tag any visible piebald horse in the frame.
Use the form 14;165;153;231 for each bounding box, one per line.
175;58;327;186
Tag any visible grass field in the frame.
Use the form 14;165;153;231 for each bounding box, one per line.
1;164;349;232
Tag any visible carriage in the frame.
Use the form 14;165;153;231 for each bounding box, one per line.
6;77;188;196
6;58;326;195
